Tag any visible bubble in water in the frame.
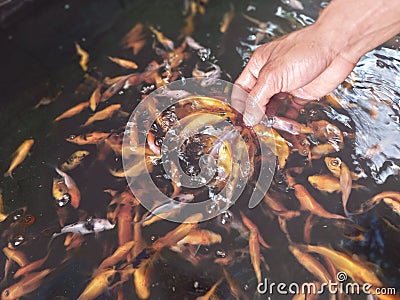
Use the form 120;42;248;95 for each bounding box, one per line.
219;210;233;225
193;281;199;289
246;5;256;11
215;249;226;258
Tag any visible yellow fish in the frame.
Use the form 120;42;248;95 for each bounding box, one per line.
75;43;89;71
2;269;52;300
108;56;138;69
4;139;34;178
89;84;102;111
293;184;345;219
82;104;121;127
60;150;90;172
54;101;89;122
220;4;234;33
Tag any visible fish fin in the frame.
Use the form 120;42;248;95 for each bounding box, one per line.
3;171;13;179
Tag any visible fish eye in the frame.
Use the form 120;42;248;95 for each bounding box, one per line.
68;135;76;140
24;215;34;224
155;137;163;147
331;159;341;166
3;289;9;297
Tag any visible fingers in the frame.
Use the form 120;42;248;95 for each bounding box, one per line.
243;67;280;126
291;55;356;99
232;66;257;114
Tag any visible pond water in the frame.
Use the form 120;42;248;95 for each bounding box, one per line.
0;0;399;299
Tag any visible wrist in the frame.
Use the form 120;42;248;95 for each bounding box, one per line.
314;0;400;63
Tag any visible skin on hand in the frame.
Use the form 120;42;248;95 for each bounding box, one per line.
234;24;356;125
234;0;400;126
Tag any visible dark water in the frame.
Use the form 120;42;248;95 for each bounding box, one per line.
0;0;400;299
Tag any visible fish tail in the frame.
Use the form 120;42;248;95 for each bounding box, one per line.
4;170;13;179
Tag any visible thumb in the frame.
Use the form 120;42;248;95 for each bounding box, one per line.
243;69;281;126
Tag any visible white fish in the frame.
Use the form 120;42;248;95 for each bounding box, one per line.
52;218;115;238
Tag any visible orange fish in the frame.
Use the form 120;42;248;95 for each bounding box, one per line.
4;139;34;178
288;244;332;283
293;184;345;219
240;212;270;284
148;26;174;51
121;23;146;55
302;244;383;288
82;104;121;127
75;43;89;72
108;56;138;69
54;101;89;122
66;132;111;145
89;84;102;111
55;168;81;209
2;269;52;300
220;4;234;33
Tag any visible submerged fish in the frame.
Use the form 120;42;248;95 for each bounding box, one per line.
108;56;138;69
75;43;89;72
54;101;89;122
220;3;234;33
53;218;115;238
82;104;121;127
4;139;34;178
66;132;111;145
60;150;90;172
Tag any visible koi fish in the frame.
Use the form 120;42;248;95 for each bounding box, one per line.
269;116;313;135
121;23;146;55
55;168;81;209
240;212;270;284
311;143;339;159
133;259;152;299
323;157;353;215
54;101;89;122
75;43;89;72
3;247;29;267
78;269;131;300
302;244;383;288
254;124;290;168
89;84;102;111
309;120;343;145
13;253;49;279
288;244;332;283
4;139;34;178
220;4;234;33
60;150;89;172
108;56;138;69
1;269;53;300
52;218;115;238
100;75;133;102
293;184;345;219
149;26;174;51
82;104;121;127
66;132;111;145
176;229;222;246
97;241;135;272
141;194;194;227
360;191;400;215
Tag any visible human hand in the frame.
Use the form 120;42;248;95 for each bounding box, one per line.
233;24;356;125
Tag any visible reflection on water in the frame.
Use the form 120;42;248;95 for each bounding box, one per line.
0;0;399;299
